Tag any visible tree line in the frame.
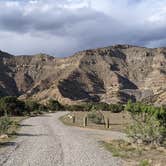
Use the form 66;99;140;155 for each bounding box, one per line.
0;96;63;117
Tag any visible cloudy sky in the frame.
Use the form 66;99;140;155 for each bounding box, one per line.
0;0;166;56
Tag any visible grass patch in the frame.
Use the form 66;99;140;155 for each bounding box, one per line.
139;159;151;166
0;116;27;146
102;140;139;158
102;140;166;166
8;116;27;134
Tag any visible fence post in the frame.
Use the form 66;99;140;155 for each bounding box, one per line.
72;115;75;123
83;116;88;127
105;118;109;128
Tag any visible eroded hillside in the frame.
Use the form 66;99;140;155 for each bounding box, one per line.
0;45;165;105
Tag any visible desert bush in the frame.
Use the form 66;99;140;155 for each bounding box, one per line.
108;104;124;113
47;99;63;111
38;104;48;112
25;101;49;115
125;101;166;145
0;96;26;116
125;101;166;127
87;111;104;124
67;105;84;111
139;160;150;166
85;102;109;111
0;116;12;135
25;100;40;114
126;116;165;145
83;102;124;112
66;102;124;112
153;106;166;127
0;96;49;117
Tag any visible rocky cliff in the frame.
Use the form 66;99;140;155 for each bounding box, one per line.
0;45;165;105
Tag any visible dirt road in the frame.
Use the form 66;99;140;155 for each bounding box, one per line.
0;112;126;166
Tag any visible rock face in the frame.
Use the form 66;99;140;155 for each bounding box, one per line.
0;45;165;105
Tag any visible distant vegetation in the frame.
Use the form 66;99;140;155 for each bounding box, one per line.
0;96;165;147
0;96;48;117
47;99;64;111
66;102;124;112
0;96;60;136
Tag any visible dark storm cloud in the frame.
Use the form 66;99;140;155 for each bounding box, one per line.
0;1;103;35
0;0;166;56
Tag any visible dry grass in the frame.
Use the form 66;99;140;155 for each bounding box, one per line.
0;116;27;145
60;111;131;132
102;140;166;166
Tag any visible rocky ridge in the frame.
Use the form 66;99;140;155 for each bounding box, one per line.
0;45;165;105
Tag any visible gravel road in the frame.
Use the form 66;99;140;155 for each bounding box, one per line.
0;112;126;166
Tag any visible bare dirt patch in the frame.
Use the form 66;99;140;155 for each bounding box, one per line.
60;111;132;132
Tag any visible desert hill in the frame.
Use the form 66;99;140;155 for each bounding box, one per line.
0;45;165;105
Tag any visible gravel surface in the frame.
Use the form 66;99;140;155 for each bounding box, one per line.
0;112;126;166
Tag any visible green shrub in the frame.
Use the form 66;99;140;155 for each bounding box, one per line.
126;116;165;145
0;96;49;117
125;101;166;127
0;116;12;135
0;96;26;116
38;104;48;112
65;102;124;112
125;101;166;145
66;104;85;111
108;104;124;113
25;101;49;115
47;99;63;111
85;102;109;111
87;111;104;124
153;106;166;127
139;159;150;166
25;100;40;114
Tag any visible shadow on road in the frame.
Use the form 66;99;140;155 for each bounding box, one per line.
18;124;33;127
13;133;48;137
0;142;16;148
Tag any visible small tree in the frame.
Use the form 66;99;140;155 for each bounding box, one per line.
25;100;40;114
126;116;164;145
87;111;104;124
0;116;12;135
0;96;25;116
38;104;48;112
108;104;124;113
47;99;62;111
125;101;166;146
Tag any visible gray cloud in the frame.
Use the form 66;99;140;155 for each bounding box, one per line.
0;0;166;56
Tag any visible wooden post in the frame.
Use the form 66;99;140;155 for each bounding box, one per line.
105;118;109;129
72;116;75;123
83;116;88;127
